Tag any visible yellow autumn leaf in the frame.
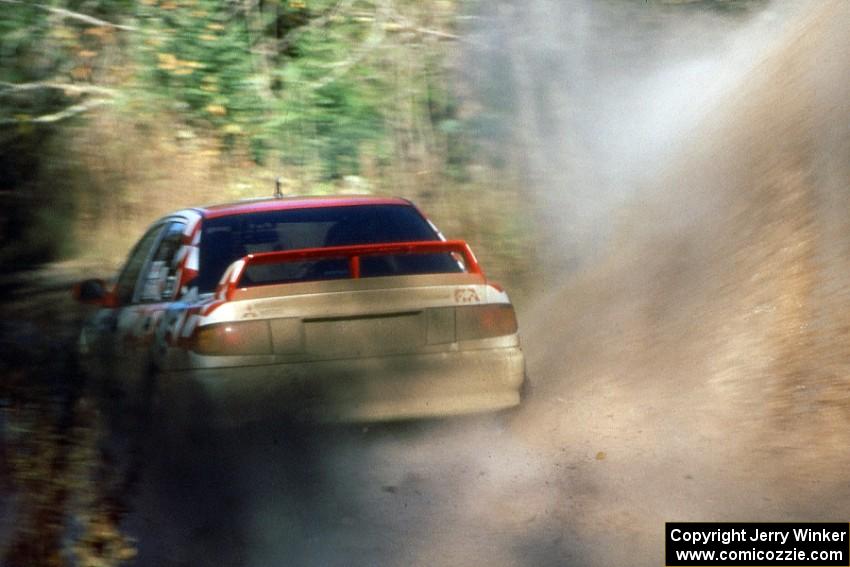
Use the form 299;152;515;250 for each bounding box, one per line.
199;34;217;42
51;27;77;40
157;53;178;65
71;66;92;79
206;23;225;31
156;53;178;71
117;545;138;561
78;50;98;58
206;104;227;116
84;26;111;37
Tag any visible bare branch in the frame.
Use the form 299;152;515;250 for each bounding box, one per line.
348;8;466;42
406;26;460;41
383;8;462;41
0;99;114;125
0;81;120;97
353;18;462;40
0;0;137;31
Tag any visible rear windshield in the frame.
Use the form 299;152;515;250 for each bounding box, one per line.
195;204;461;292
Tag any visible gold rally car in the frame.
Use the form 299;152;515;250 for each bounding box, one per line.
74;195;525;425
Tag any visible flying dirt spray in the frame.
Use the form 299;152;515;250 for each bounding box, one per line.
463;0;802;275
451;0;850;565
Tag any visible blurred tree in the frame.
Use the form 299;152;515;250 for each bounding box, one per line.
0;0;473;267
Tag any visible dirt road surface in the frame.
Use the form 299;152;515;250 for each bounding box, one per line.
3;1;850;566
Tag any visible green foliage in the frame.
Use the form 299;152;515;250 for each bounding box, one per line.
0;0;476;266
133;1;265;134
117;0;415;179
0;0;467;175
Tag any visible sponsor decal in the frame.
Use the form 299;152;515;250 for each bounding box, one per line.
454;288;480;304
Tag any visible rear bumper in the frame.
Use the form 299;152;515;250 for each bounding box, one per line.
159;347;525;425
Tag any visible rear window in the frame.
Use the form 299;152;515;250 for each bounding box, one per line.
195;204;460;292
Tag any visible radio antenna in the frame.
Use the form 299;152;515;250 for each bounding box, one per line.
274;176;284;199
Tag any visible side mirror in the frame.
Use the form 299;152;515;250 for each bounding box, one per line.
72;279;109;305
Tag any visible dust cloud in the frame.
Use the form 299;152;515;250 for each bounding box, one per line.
121;2;850;566
465;0;803;273
513;0;850;563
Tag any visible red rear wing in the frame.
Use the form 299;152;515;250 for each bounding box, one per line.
216;240;483;301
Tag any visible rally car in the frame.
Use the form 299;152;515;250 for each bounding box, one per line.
74;195;525;424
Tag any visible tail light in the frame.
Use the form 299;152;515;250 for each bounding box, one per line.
456;304;518;340
189;320;272;355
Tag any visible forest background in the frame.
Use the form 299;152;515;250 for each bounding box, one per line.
0;0;769;298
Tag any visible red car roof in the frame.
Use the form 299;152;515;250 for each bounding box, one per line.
198;195;412;219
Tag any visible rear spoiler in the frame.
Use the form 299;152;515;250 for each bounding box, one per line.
216;240;483;301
